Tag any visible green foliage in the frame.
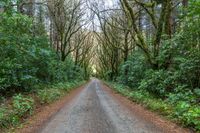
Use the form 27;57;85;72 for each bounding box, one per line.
167;86;196;104
37;81;83;104
12;94;34;117
170;101;200;130
176;51;200;89
138;69;174;97
0;81;85;130
0;13;37;91
0;94;34;128
118;53;148;87
0;106;9;128
37;89;63;104
0;13;85;94
0;13;32;35
180;0;200;50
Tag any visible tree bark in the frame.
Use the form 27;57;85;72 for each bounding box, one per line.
165;0;173;38
182;0;188;7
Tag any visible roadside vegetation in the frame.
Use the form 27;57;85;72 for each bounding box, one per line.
107;82;200;132
0;81;85;131
94;0;200;132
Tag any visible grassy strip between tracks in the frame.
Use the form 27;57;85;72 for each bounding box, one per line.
106;82;200;133
0;80;86;132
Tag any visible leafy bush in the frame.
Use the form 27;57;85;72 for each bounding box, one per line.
171;101;200;130
167;85;196;104
182;107;200;130
12;94;34;117
176;51;200;89
0;94;34;128
37;89;63;104
138;69;175;98
0;13;42;92
117;53;147;87
0;106;9;128
36;81;84;104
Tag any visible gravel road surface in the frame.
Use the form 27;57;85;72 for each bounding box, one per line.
40;79;167;133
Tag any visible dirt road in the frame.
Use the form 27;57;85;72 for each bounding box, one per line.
39;79;188;133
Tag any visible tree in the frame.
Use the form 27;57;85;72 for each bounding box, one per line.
47;0;88;61
120;0;174;69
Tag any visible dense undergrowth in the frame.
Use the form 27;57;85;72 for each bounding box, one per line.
0;81;85;131
107;82;200;132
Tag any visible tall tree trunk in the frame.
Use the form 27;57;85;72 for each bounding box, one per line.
182;0;188;7
26;0;35;17
138;6;143;32
153;0;169;69
124;31;129;84
17;0;24;13
165;0;173;38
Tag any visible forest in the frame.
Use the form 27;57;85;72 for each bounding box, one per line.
0;0;200;132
